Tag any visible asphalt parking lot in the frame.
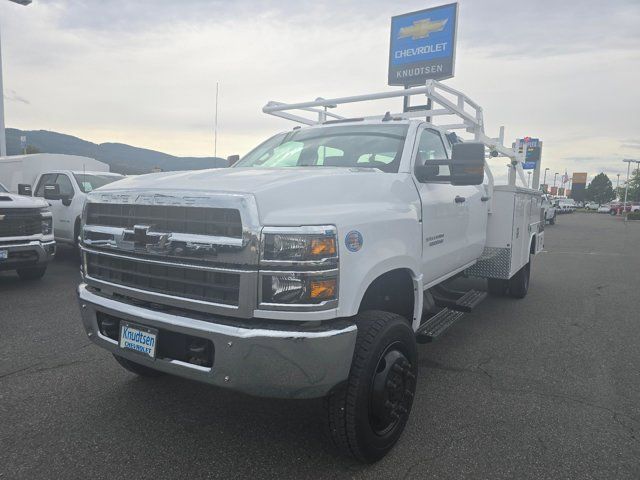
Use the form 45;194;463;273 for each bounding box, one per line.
1;213;639;479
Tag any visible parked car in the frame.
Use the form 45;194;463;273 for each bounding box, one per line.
597;204;612;213
555;198;576;213
584;202;599;210
609;202;640;215
542;194;556;224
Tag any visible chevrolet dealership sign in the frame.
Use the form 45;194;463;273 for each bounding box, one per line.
389;3;458;86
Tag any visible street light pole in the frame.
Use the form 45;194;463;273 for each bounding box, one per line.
527;171;532;188
542;167;549;191
553;172;559;190
0;0;33;157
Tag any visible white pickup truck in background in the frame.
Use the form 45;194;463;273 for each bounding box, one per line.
0;154;124;245
76;81;544;462
34;170;124;245
0;182;55;280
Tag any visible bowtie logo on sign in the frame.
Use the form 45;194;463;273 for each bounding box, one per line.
398;18;448;40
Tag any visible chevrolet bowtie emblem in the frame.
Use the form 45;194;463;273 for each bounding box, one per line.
132;225;159;248
398;18;448;40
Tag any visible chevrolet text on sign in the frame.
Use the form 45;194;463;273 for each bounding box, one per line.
388;3;458;86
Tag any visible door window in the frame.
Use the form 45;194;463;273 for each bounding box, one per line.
54;174;74;198
416;129;449;176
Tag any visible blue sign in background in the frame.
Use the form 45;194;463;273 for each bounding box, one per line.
390;4;457;66
388;3;458;85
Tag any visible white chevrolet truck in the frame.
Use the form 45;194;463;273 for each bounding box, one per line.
0;182;55;280
77;82;543;462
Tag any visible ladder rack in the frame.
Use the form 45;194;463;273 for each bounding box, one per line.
263;80;528;187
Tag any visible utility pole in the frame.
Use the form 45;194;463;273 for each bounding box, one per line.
214;81;219;158
0;0;33;157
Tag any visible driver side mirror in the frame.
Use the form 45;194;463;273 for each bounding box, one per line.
18;184;32;196
450;142;485;186
43;184;61;200
227;154;240;167
414;163;440;183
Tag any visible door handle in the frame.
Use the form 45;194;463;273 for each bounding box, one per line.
455;196;466;203
481;196;491;202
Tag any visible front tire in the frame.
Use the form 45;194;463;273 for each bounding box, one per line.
325;311;417;463
113;354;165;377
549;214;556;225
16;265;47;281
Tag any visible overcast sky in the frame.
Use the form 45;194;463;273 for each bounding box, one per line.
0;0;639;184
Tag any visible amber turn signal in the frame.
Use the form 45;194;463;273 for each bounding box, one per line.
310;237;337;257
309;279;337;300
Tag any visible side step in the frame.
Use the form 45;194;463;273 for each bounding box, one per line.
432;287;487;313
415;308;464;344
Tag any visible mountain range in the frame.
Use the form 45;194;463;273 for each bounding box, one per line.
6;128;227;174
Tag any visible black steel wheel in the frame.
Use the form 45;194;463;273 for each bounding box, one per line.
325;311;417;463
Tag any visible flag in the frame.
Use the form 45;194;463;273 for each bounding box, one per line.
562;171;570;184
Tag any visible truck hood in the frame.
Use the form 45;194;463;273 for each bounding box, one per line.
0;192;48;209
92;167;420;226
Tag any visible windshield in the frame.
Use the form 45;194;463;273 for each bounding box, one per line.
234;124;409;173
73;174;124;193
0;183;7;193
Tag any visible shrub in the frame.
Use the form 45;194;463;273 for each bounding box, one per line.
627;210;640;220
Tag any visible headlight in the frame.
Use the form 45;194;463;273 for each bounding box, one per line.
261;271;338;307
40;208;53;235
259;226;338;310
261;226;338;265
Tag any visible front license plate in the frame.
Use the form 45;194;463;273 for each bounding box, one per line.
119;322;158;358
0;250;7;260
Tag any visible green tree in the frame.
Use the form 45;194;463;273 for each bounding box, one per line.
622;168;640;202
585;173;615;204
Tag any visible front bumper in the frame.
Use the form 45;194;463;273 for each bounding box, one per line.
0;240;55;271
77;283;357;399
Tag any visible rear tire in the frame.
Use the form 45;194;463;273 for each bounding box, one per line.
16;265;47;281
325;311;417;463
487;278;509;296
508;262;530;299
113;354;165;377
549;214;555;225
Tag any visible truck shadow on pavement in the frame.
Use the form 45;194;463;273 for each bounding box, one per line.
91;371;369;475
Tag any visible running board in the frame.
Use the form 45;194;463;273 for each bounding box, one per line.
432;286;487;313
415;308;464;343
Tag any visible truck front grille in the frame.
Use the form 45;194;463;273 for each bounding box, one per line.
86;252;241;306
86;204;242;238
0;209;41;238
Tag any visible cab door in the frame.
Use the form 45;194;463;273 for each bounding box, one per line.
412;127;478;285
35;173;76;242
